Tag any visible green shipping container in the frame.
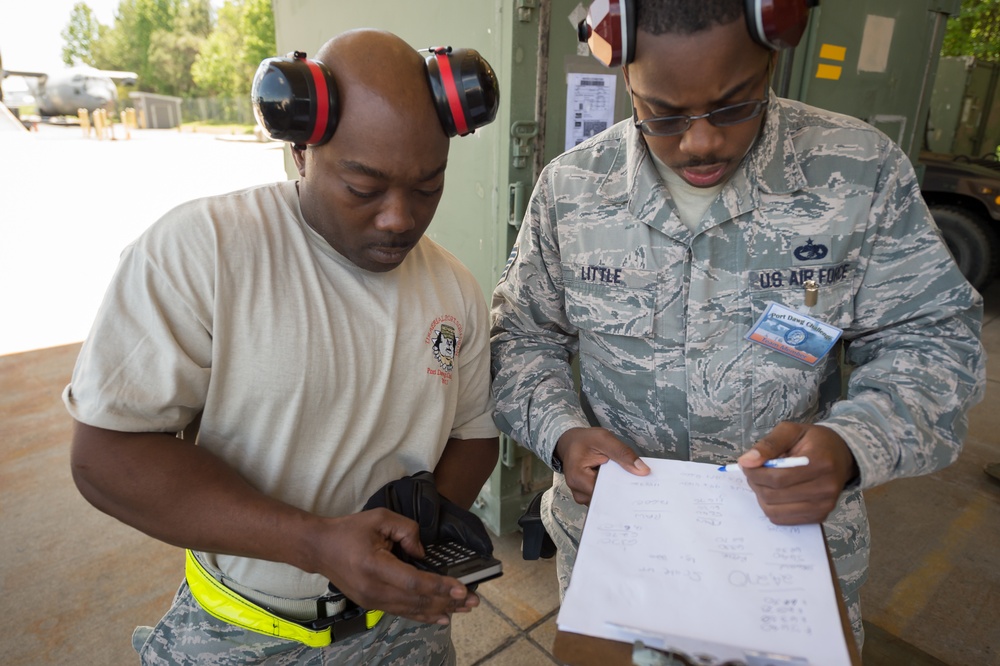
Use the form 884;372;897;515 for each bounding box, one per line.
270;0;962;535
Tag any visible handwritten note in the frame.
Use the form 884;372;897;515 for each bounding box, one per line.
557;458;852;666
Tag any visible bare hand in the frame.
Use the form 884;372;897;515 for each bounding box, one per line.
737;422;859;525
555;427;649;505
315;509;479;625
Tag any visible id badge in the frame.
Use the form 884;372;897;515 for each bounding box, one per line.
745;302;843;366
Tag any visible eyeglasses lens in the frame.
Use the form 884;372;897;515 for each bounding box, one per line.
709;100;764;126
639;100;766;136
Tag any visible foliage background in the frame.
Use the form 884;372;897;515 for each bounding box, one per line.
53;0;1000;123
61;0;1000;94
60;0;274;118
942;0;1000;62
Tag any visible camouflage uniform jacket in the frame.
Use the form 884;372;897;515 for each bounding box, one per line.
490;93;985;601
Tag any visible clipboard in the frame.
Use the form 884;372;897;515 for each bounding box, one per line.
551;459;862;666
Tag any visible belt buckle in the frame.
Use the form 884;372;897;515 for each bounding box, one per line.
304;605;368;642
302;585;371;643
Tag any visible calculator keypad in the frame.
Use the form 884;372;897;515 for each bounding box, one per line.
422;541;476;568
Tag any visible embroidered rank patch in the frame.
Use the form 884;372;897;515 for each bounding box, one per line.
791;236;832;263
745;302;843;366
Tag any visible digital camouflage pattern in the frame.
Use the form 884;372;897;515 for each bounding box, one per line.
134;582;455;665
491;92;986;645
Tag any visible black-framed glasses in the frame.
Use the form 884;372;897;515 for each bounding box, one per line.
632;98;769;137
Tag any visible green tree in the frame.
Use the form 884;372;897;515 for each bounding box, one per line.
61;2;100;66
89;0;177;90
942;0;1000;62
191;1;244;97
90;22;123;72
191;0;275;98
148;28;205;96
64;0;274;103
176;0;212;37
145;0;211;95
240;0;276;68
81;0;214;95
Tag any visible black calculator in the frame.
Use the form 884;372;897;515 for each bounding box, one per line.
410;540;503;586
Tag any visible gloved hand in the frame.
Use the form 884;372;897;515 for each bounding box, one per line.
363;471;493;555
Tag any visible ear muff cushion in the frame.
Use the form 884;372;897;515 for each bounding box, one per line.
301;58;337;145
578;0;634;67
746;0;812;50
425;48;499;137
579;0;809;64
251;56;339;145
253;48;496;143
426;50;468;136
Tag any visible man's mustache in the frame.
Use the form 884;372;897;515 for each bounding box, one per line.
677;156;724;168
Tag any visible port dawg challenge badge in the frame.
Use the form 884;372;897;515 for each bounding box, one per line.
745;303;842;366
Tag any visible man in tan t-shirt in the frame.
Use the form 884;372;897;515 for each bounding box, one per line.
65;29;499;665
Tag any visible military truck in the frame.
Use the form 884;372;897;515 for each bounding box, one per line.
774;1;1000;291
918;54;1000;291
919;152;1000;291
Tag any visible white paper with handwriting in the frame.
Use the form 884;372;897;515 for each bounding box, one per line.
557;458;851;666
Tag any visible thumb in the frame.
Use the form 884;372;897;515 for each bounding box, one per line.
380;511;425;559
738;422;807;468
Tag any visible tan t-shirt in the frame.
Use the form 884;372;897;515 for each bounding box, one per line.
651;150;724;231
64;180;497;599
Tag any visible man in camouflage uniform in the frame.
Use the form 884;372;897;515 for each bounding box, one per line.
491;0;985;649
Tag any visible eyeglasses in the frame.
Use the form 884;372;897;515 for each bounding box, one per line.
632;98;769;137
631;63;772;137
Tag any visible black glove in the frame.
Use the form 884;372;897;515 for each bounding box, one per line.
438;492;493;556
362;470;440;546
363;471;493;555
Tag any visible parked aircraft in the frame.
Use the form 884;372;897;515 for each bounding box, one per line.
1;64;137;118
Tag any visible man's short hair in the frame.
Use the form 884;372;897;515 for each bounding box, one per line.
635;0;745;35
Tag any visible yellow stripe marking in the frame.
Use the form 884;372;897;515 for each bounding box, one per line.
820;44;847;61
877;493;989;635
816;64;843;81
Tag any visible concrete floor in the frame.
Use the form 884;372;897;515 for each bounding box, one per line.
1;125;998;665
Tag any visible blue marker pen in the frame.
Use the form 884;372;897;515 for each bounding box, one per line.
717;456;810;472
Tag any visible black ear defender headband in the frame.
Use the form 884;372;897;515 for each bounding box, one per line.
251;46;500;148
577;0;820;67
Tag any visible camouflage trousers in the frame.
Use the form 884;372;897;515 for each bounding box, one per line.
540;477;867;654
133;582;456;665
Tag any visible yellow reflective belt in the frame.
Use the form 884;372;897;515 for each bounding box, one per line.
185;550;383;648
366;609;385;629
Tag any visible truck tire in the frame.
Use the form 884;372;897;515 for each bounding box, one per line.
929;205;997;291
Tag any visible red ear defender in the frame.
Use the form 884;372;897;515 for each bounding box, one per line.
424;46;500;137
747;0;819;50
577;0;634;68
252;46;499;145
577;0;817;67
251;51;339;147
